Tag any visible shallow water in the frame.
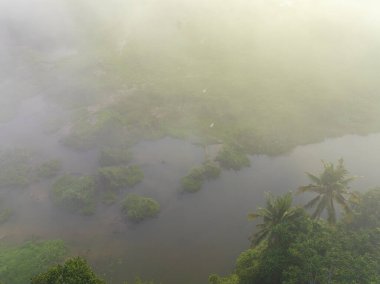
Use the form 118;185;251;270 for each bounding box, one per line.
0;96;380;283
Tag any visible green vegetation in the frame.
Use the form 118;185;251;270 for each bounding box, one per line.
348;187;380;230
31;257;105;284
298;159;358;224
121;194;160;223
36;159;62;179
181;167;205;193
248;193;305;247
181;160;221;193
210;161;380;284
215;145;250;171
61;107;134;151
98;165;144;191
0;240;67;284
0;208;12;224
124;278;155;284
0;148;34;189
51;175;96;214
211;191;380;284
202;160;222;179
99;147;132;167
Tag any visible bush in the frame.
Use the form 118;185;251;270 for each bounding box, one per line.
209;274;239;284
181;161;221;193
0;240;67;284
31;257;105;284
215;145;250;170
121;194;160;222
181;167;204;193
202;160;221;179
0;148;34;188
36;159;62;179
98;166;144;191
51;175;96;214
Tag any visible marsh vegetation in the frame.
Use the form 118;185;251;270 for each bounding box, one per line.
1;0;380;283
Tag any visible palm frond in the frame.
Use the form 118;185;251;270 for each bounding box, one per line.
305;172;321;184
312;195;328;219
304;195;321;209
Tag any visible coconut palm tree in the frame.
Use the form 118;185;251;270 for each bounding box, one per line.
298;158;357;224
248;192;303;247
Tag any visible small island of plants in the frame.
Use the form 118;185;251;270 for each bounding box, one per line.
181;160;221;193
50;175;96;215
121;194;160;223
97;165;144;191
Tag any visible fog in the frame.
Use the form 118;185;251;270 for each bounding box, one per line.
1;1;380;283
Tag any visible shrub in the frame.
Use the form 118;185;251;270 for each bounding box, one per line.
121;194;160;222
51;175;96;214
98;166;144;191
36;159;62;179
181;161;221;193
181;167;204;193
0;148;34;188
215;145;250;170
202;160;221;179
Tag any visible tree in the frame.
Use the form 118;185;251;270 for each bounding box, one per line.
248;193;304;247
298;159;357;224
347;187;380;230
31;257;105;284
0;240;66;284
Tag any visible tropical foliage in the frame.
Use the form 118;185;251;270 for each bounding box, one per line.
248;193;304;246
0;240;66;284
210;187;380;284
298;159;357;224
31;257;105;284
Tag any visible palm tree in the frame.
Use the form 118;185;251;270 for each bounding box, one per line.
298;158;357;224
248;192;303;247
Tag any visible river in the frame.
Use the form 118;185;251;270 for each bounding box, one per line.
0;96;379;283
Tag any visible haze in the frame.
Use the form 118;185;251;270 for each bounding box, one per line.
1;1;380;283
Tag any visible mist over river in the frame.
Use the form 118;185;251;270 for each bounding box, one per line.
0;96;379;283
